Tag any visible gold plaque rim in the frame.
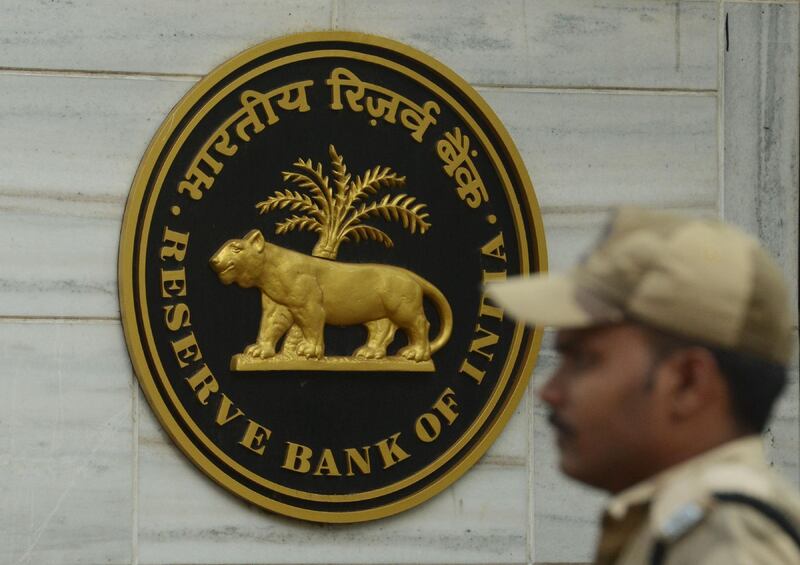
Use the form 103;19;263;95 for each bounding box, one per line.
119;31;548;523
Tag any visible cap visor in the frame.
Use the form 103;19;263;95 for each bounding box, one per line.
485;273;622;328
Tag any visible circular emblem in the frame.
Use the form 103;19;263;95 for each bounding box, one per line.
119;32;546;522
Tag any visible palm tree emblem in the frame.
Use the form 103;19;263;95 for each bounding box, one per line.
255;145;431;259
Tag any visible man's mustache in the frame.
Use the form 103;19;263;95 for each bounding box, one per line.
547;411;575;437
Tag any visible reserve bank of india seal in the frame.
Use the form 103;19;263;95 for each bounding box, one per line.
119;32;547;523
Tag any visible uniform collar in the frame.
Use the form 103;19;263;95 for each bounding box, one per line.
604;435;765;522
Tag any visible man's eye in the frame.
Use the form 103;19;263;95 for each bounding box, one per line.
573;356;591;368
563;352;597;371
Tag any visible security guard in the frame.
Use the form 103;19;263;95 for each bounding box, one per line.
488;208;800;564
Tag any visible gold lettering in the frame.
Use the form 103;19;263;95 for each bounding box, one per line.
344;447;371;476
479;294;504;321
374;432;410;469
171;332;202;368
327;67;438;141
161;268;187;298
185;364;218;405
432;387;459;425
238;419;272;455
274;80;314;113
436;126;470;176
482;270;507;283
400;100;440;143
163;303;191;331
414;413;441;443
211;128;238;157
436;127;488;205
415;388;459;443
235;90;277;142
481;232;506;261
366;92;400;123
313;448;342;476
470;324;499;362
215;393;244;426
178;161;216;200
283;442;313;473
327;67;366;111
453;165;487;208
177;81;314;200
161;228;190;261
460;358;486;384
197;150;223;175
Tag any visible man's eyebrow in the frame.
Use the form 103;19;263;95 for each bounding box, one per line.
555;334;579;353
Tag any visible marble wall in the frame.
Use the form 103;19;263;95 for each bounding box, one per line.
0;1;797;564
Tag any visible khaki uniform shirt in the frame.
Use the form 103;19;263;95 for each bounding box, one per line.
595;437;800;564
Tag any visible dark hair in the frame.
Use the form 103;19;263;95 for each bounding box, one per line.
641;326;787;433
707;346;786;433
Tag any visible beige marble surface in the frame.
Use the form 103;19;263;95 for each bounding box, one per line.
723;2;800;319
0;0;333;74
0;74;192;200
483;89;718;211
137;395;529;564
338;0;718;88
0;321;133;565
722;1;800;488
1;0;719;90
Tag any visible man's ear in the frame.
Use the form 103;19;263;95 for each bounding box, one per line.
245;229;265;252
660;347;726;421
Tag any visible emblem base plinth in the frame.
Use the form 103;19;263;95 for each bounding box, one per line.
230;354;435;372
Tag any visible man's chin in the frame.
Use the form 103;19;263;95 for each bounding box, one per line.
557;449;601;488
552;426;579;456
558;455;624;492
557;453;581;481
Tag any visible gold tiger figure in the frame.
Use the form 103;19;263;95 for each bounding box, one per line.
209;230;453;364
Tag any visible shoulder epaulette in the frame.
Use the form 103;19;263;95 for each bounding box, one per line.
649;491;800;565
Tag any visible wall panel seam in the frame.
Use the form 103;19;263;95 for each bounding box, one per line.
0;67;200;81
724;0;800;4
0;315;119;324
474;85;717;96
718;2;727;218
527;389;535;564
132;377;140;565
537;204;718;215
0;201;721;218
0;189;125;205
0;65;718;97
331;0;339;30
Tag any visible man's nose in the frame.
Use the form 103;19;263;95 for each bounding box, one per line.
538;371;564;407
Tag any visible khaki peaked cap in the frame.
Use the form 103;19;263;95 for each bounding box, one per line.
487;207;793;365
